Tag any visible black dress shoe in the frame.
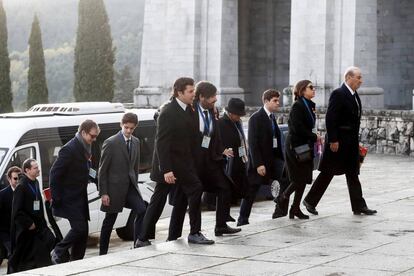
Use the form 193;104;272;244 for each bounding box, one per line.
289;207;309;219
188;232;215;245
134;239;151;248
353;207;377;215
303;200;318;215
226;215;236;222
214;225;241;236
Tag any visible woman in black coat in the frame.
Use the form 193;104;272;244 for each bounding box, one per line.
276;80;321;219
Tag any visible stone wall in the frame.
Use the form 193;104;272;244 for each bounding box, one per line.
244;107;414;156
377;0;414;109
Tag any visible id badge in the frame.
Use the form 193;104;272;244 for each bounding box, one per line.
273;138;278;148
312;128;317;134
33;200;40;211
202;136;211;149
89;168;97;179
238;146;246;157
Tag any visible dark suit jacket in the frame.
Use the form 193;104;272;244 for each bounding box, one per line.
248;107;284;182
98;131;141;213
150;98;200;194
50;137;90;221
318;83;361;175
0;185;13;233
285;98;318;184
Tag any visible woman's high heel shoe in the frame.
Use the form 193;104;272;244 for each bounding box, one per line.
289;207;309;219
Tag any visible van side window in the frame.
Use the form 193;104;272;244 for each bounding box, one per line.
134;122;156;174
0;147;36;188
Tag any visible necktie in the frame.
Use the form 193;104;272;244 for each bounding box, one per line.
270;113;276;135
126;139;131;155
203;110;209;135
353;93;360;117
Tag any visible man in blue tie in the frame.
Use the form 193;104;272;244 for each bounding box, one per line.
237;89;284;226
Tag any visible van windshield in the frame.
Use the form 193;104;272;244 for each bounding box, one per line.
0;148;7;167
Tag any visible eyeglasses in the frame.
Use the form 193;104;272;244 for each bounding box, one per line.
307;85;315;90
12;177;18;180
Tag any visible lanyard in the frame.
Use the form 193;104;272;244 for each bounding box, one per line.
301;97;315;127
27;181;39;200
198;104;211;135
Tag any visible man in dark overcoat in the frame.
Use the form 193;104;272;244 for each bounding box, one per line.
8;159;53;273
136;77;213;247
217;98;249;201
168;82;241;239
237;89;284;226
98;112;146;254
50;119;100;263
303;66;377;215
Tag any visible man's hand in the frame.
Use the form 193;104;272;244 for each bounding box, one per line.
164;171;177;184
101;194;110;206
257;165;266;176
29;223;36;230
223;148;234;158
330;142;339;152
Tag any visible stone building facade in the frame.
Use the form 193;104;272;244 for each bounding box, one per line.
134;0;414;110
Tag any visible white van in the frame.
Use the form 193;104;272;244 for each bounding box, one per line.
0;102;165;241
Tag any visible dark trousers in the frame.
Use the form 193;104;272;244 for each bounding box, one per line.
0;232;11;257
168;165;232;239
238;180;261;224
304;171;367;211
140;182;172;241
99;185;146;255
283;182;306;209
168;185;203;240
53;218;88;261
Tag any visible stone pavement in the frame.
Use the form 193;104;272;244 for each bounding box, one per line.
12;154;414;275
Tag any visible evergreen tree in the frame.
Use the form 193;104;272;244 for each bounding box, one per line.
27;15;48;109
73;0;115;102
113;65;136;103
0;0;13;113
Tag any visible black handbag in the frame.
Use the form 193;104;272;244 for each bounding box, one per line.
293;144;312;162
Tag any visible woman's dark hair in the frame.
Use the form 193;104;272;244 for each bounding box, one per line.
293;80;312;101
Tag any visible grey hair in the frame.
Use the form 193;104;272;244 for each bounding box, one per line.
343;66;360;80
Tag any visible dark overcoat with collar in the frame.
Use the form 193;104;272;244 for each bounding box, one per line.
285;98;318;184
248;107;284;182
49;137;90;221
217;113;248;196
8;175;52;273
150;98;201;195
318;83;362;175
98;131;141;213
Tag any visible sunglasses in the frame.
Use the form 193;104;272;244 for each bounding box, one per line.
88;133;98;139
12;177;18;180
307;85;315;90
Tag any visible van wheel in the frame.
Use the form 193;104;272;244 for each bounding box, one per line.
116;210;135;241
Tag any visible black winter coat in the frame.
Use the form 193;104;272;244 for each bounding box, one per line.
285;98;317;184
8;175;53;273
318;84;362;175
